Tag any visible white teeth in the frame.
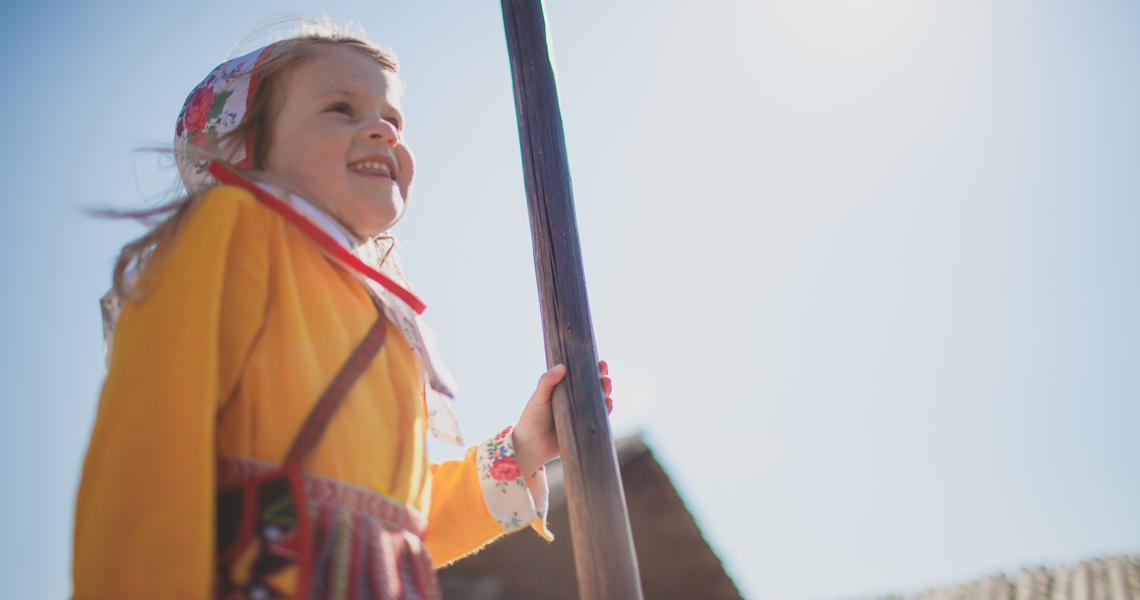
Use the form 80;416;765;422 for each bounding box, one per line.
349;161;394;177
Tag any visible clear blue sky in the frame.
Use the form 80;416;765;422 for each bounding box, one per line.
0;1;1137;599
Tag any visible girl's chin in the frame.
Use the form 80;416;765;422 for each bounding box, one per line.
345;200;404;238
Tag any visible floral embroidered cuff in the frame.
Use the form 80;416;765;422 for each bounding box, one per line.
476;426;553;541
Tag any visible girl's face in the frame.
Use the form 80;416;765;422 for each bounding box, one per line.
264;45;414;239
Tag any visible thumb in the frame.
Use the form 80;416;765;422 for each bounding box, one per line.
535;364;567;399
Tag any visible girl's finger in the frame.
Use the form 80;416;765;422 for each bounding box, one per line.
598;360;608;376
605;395;613;414
601;376;612;396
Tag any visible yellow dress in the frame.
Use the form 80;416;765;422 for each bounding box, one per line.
73;185;549;599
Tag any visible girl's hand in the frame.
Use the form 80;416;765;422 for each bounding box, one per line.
514;361;614;479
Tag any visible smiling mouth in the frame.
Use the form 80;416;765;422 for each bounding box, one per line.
348;160;394;179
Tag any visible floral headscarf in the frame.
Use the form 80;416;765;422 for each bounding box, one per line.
174;44;275;193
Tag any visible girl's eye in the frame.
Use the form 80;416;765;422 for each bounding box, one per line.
385;117;403;132
328;103;353;116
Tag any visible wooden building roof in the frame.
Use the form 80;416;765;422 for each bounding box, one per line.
437;433;1138;600
438;435;744;600
863;555;1140;600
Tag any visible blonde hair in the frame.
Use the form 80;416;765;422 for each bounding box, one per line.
101;19;406;299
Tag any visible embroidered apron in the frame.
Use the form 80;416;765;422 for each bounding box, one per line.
214;310;441;600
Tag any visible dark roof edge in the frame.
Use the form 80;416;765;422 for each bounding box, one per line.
544;433;649;509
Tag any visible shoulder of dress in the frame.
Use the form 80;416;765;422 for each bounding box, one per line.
200;183;263;212
194;184;282;235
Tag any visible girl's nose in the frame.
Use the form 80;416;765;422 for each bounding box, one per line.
364;118;400;147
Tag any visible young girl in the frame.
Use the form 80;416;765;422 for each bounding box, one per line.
74;22;611;600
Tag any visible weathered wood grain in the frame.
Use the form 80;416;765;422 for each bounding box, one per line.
1055;565;1075;600
1092;560;1110;600
498;1;643;599
1106;558;1131;600
1075;562;1093;600
1124;557;1140;600
994;574;1016;600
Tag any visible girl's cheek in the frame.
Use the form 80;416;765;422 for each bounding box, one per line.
399;145;416;186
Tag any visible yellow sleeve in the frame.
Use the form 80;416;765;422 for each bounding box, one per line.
73;186;274;599
424;429;553;568
424;446;507;567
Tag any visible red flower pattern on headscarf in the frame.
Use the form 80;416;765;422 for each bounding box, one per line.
175;45;273;194
182;85;215;137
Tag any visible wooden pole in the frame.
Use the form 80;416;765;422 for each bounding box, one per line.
499;2;645;599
